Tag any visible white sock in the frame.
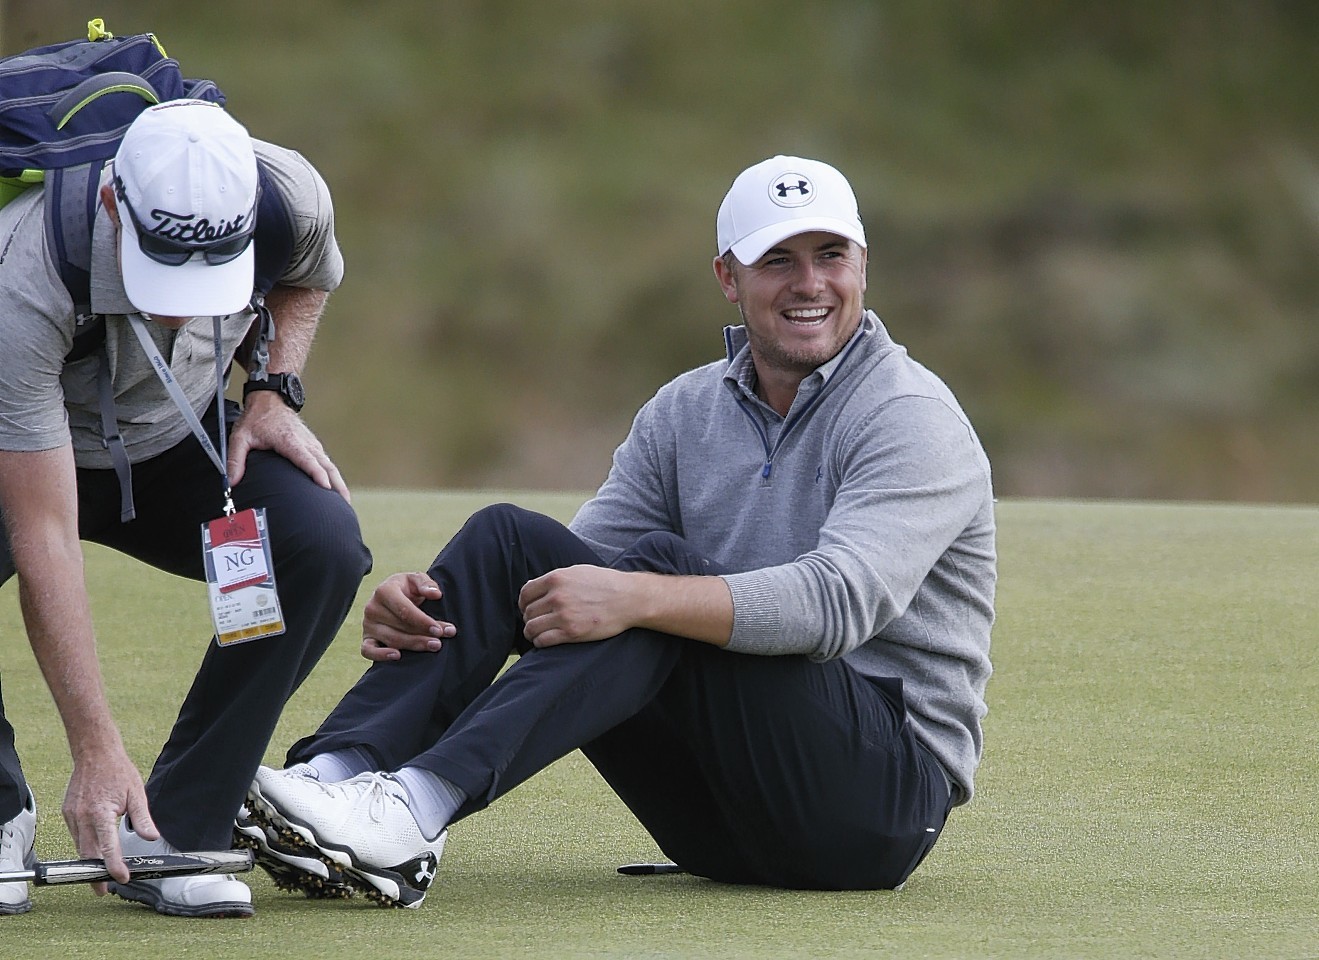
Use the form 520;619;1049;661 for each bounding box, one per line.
390;766;465;839
306;746;375;782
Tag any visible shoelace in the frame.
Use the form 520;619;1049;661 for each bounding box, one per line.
335;772;407;825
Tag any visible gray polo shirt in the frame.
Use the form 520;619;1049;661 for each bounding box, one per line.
0;140;343;467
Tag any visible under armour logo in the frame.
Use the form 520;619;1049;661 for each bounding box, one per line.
769;172;816;208
413;856;437;885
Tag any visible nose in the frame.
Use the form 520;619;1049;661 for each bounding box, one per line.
789;260;825;296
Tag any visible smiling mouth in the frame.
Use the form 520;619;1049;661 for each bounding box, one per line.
783;307;830;325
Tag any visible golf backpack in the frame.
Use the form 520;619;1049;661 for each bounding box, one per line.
0;19;294;361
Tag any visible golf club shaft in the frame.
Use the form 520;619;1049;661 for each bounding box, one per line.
0;850;253;886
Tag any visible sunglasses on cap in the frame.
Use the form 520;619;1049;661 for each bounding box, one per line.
113;175;259;267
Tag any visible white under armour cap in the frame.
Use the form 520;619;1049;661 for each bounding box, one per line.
113;99;258;317
716;156;866;266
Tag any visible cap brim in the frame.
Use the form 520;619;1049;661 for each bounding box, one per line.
119;213;254;317
728;218;867;266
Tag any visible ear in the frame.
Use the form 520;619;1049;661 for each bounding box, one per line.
712;255;739;304
99;183;120;228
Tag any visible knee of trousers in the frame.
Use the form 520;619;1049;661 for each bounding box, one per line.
272;495;373;587
463;502;557;536
455;502;576;554
611;531;718;577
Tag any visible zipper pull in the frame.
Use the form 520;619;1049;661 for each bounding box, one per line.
762;461;772;479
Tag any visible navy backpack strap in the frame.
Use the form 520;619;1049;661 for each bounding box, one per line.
50;162;108;362
46;161;131;518
252;160;294;297
238;160;295;379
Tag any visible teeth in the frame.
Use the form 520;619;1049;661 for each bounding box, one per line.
785;308;828;320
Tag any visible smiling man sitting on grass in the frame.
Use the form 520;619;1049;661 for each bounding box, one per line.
239;155;997;908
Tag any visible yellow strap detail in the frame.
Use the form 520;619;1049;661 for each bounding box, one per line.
148;33;168;58
0;175;42;208
56;83;160;130
87;18;114;41
0;173;42;190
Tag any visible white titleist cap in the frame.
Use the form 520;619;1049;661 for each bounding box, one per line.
113;99;258;317
716;155;866;266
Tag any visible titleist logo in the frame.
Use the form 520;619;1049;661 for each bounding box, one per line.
145;209;250;244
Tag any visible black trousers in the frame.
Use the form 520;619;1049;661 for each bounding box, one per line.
289;503;951;890
0;401;372;849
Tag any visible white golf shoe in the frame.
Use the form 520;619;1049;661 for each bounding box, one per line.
233;801;354;900
248;768;445;908
109;817;253;918
0;788;36;915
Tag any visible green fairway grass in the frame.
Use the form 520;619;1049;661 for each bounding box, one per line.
0;492;1314;959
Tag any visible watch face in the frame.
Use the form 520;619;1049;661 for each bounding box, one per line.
285;373;305;408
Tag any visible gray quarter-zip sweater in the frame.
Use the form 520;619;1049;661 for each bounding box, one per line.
570;311;995;802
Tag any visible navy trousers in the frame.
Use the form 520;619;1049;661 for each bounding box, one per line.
289;503;951;890
0;400;372;850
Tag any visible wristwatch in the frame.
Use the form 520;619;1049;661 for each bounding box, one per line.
243;371;305;412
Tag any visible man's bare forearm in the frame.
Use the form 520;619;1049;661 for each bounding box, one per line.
18;562;123;759
0;446;121;758
261;284;328;374
519;566;734;648
628;572;734;647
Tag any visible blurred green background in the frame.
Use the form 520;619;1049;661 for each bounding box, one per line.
5;1;1317;502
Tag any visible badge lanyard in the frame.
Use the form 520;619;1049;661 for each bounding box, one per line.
127;313;235;514
128;313;285;644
